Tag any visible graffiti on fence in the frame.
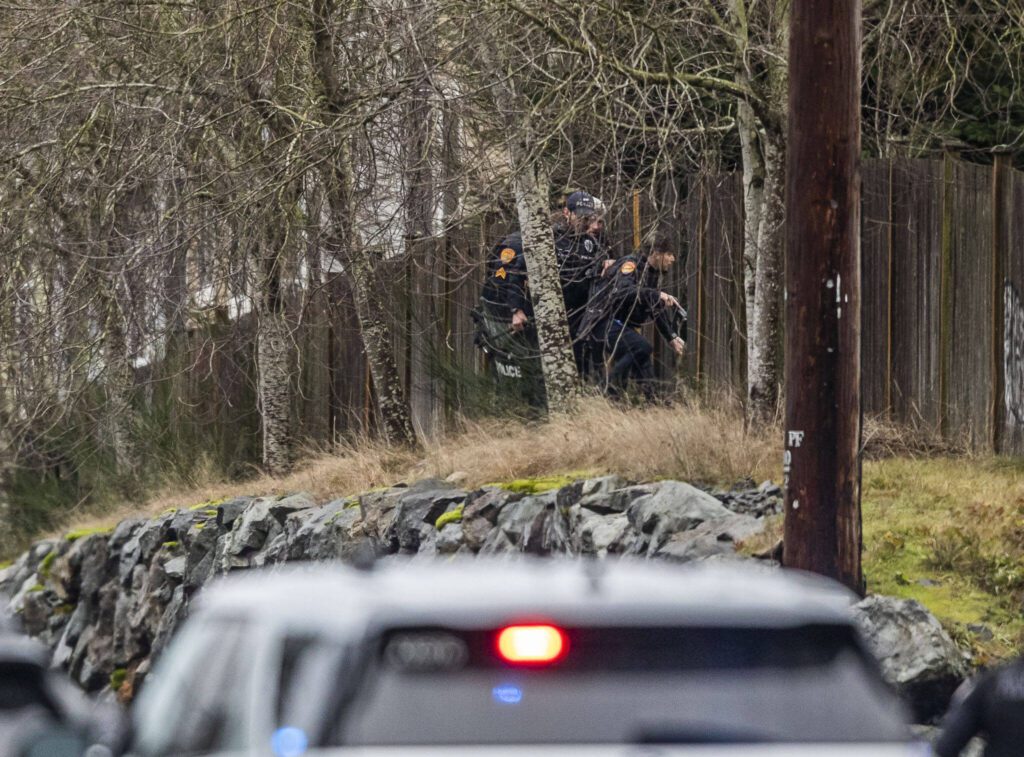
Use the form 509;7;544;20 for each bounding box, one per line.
1006;282;1024;432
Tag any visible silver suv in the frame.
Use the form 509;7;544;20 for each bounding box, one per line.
129;560;923;756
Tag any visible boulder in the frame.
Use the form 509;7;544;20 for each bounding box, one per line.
653;513;765;563
580;483;654;515
626;481;734;555
497;493;554;549
570;508;637;557
437;523;464;554
389;488;466;552
853;595;969;723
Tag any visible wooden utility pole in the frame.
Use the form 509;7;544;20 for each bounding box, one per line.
782;0;864;592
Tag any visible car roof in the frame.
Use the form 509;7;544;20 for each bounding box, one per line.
195;559;860;631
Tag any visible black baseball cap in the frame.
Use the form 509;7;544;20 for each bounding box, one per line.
566;191;601;216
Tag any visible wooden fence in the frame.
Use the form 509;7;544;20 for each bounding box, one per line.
169;155;1024;457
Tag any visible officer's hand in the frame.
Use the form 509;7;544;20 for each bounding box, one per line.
511;309;528;332
670;337;685;356
659;292;680;309
601;259;614;276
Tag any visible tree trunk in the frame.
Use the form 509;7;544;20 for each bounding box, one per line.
256;250;295;476
510;150;580;414
737;100;766;347
97;280;142;491
746;133;786;426
311;0;418;447
323;151;418;447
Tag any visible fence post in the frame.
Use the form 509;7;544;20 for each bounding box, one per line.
992;152;1009;452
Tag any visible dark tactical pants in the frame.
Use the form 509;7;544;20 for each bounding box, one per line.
603;319;656;401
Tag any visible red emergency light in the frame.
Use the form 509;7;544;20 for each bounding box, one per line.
496;624;568;665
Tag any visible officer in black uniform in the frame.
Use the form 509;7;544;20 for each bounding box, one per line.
581;237;685;401
935;655;1024;757
475;231;544;406
554;191;609;379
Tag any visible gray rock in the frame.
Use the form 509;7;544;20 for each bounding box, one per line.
461;488;521;550
223;496;282;557
119;515;173;587
653;513;765;563
437;523;464;554
271;492;318;519
288;500;361;561
390;489;466;552
479;528;517;555
184;519;221;588
853;595;969;723
570;508;636;557
497;493;554;549
580;484;654;515
163;557;186;581
215;497;254;529
627;481;734;555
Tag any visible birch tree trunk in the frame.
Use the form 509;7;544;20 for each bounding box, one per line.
737;100;766;341
510;149;580;414
256;249;295;476
747;133;787;426
102;298;141;483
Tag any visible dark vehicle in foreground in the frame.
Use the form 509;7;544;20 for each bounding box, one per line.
129;560;924;757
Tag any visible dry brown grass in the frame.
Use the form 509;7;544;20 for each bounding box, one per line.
60;397;781;535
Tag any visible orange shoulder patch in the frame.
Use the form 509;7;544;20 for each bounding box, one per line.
620;261;637;275
499;247;517;264
495;266;507;280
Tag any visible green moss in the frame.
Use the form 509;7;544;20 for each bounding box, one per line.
161;507;179;516
109;668;127;691
343;497;361;509
65;525;113;542
54;603;75;616
188;497;229;512
28;583;44;593
162;541;180;549
0;561;12;571
39;549;58;578
488;471;592;495
435;504;465;530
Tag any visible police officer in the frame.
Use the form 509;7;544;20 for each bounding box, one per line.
581;237;685;401
475;231;545;406
554;190;609;378
935;655;1024;757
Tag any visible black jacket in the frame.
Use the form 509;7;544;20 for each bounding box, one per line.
936;659;1024;757
581;254;679;343
553;226;606;313
480;232;531;318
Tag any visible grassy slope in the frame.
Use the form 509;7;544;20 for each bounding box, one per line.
862;456;1024;663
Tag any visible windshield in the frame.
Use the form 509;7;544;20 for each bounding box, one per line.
292;625;910;746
